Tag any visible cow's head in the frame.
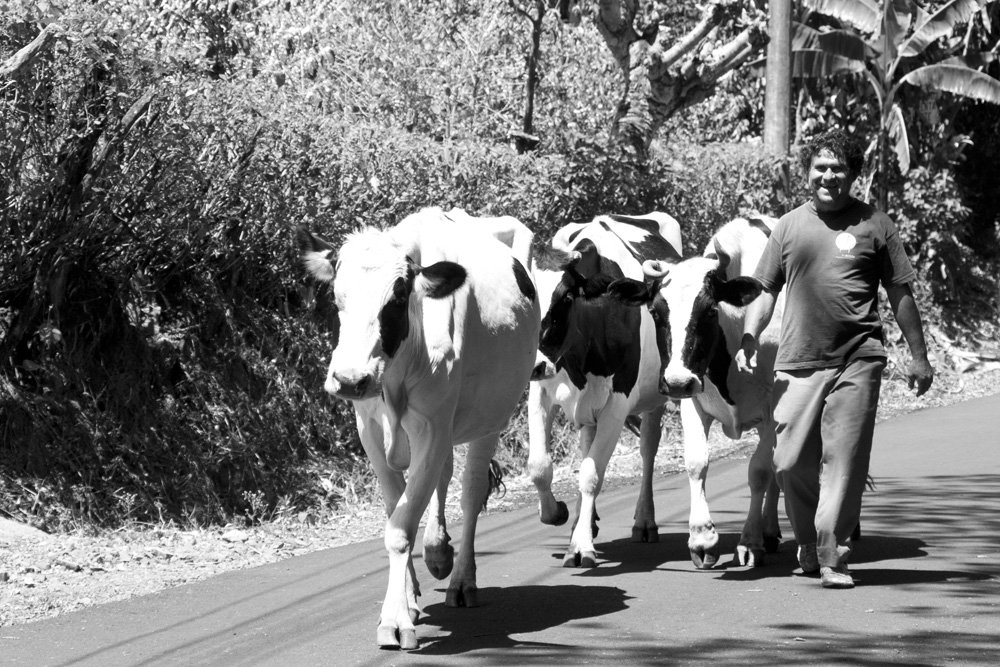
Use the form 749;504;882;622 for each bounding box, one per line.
531;239;644;390
535;240;609;359
297;226;467;401
609;243;762;400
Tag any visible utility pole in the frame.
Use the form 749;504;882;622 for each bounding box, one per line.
763;0;792;155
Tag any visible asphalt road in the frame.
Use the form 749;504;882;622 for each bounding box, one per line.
3;394;999;667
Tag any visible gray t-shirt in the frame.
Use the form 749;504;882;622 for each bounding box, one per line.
755;198;916;370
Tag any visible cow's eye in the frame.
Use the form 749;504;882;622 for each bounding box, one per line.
394;294;408;307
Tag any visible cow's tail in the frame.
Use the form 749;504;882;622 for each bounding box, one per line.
483;459;507;510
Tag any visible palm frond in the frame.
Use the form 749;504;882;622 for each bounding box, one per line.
802;0;882;34
901;64;1000;103
901;0;985;58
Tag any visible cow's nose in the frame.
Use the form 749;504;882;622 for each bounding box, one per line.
329;371;371;399
661;374;701;398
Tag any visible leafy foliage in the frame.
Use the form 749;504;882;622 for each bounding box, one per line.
792;0;1000;205
0;0;996;531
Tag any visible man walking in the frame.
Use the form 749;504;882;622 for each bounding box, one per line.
736;129;934;589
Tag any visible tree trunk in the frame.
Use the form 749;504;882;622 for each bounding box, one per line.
511;0;546;152
592;0;769;160
763;0;791;155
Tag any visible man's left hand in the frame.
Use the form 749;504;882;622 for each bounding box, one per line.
907;357;934;397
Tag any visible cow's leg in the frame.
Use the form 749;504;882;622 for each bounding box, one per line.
377;430;451;651
632;404;665;543
355;407;423;618
355;406;407;516
681;399;719;569
565;412;623;568
527;381;568;526
446;434;499;608
735;419;780;567
423;448;455;580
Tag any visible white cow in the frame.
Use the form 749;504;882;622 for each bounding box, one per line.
528;213;683;567
609;216;784;567
298;207;539;650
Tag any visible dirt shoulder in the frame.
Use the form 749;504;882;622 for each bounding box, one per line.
2;368;998;627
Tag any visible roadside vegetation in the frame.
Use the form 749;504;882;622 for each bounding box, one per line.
2;0;998;534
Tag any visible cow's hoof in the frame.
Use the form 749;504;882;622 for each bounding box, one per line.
763;534;782;554
631;526;659;543
424;542;454;580
734;545;765;567
542;501;569;527
377;625;418;651
690;545;720;570
562;550;597;568
445;584;479;608
399;629;418;651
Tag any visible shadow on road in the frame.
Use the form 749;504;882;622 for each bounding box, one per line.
415;583;631;655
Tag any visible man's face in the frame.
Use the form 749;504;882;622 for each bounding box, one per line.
809;149;856;212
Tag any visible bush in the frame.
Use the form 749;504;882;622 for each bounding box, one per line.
5;0;987;532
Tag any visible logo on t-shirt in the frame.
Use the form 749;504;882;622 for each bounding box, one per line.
835;232;857;258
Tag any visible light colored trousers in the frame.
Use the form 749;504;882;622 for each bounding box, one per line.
772;357;885;569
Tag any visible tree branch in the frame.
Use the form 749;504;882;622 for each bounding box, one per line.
596;0;768;159
0;25;59;79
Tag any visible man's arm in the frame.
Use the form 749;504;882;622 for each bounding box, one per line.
885;282;934;396
736;289;778;372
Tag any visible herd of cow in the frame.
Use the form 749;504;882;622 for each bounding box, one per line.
297;206;788;650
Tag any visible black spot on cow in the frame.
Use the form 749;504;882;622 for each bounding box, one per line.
680;287;723;392
606;213;660;235
539;242;644;396
597;218;682;265
555;294;642;395
676;271;761;405
512;257;535;301
419;261;467;298
379;268;416;358
706;336;734;403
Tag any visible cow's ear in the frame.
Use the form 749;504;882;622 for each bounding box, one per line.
715;275;762;307
297;227;336;283
415;261;467;299
533;244;575;271
568;240;602;280
607;278;652;306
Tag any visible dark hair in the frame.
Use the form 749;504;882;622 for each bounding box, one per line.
798;129;866;175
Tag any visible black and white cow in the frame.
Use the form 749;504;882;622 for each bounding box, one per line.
528;212;683;567
298;207;540;649
609;216;784;568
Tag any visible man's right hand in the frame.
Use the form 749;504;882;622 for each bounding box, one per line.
736;333;757;373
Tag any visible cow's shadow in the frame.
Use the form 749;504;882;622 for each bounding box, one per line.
544;529;937;581
414;583;631;655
